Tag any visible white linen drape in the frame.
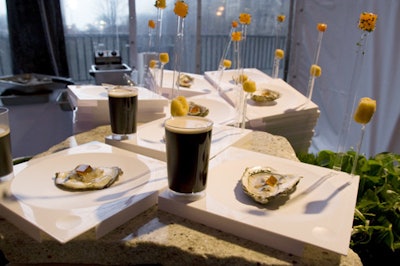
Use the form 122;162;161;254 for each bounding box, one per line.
287;0;400;157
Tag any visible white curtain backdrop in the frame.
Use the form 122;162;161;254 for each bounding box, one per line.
287;0;400;157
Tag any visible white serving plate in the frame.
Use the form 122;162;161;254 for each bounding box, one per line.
0;142;167;243
106;118;252;162
159;146;359;256
187;94;236;125
205;69;319;119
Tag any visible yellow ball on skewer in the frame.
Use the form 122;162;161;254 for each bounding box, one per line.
243;80;256;93
310;64;322;77
159;53;169;64
275;49;284;59
223;59;232;68
353;97;376;124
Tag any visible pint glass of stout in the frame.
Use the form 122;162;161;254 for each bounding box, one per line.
108;86;138;140
0;107;13;180
165;116;213;201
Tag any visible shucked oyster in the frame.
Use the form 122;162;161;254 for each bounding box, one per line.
188;101;209;117
55;164;122;191
241;166;301;204
179;74;194;88
251;89;280;103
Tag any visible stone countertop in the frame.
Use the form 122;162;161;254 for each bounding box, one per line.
0;125;362;265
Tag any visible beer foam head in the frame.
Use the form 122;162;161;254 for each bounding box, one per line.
165;116;213;134
108;86;137;98
0;124;10;136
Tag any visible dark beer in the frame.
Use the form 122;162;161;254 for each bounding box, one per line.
108;87;138;136
165;116;213;195
0;125;13;178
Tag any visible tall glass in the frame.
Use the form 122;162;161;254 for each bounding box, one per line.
165;116;213;201
108;87;138;140
0;107;13;180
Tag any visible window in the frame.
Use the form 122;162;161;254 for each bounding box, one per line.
0;0;11;76
1;0;290;83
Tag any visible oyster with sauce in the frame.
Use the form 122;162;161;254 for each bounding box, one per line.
188;101;209;117
179;74;194;88
251;89;280;103
54;164;122;191
241;166;301;204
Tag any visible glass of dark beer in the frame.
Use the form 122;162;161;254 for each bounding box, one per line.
0;107;13;180
165;116;213;201
108;86;138;140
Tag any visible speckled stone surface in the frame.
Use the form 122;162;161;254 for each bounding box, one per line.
0;125;362;265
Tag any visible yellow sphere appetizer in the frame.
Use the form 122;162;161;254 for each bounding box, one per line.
243;80;256;93
231;20;238;28
154;0;166;9
353;97;376;124
174;1;189;18
148;20;156;29
277;15;286;23
170;96;189;117
223;59;232;68
239;13;252;25
149;59;157;69
317;23;327;32
310;64;322;77
159;53;169;64
275;49;284;59
231;31;242;42
358;12;378;32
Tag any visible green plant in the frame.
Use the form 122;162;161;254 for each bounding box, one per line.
297;150;400;265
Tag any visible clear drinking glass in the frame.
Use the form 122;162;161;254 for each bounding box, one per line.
0;107;13;180
165;116;213;201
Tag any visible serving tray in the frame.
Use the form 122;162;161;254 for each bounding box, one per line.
0;142;167;243
159;146;359;256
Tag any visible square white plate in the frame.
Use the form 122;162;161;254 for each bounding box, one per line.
159;146;359;256
0;142;167;243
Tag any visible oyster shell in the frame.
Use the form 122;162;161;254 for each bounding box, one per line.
188;101;209;117
179;74;194;88
241;166;301;204
55;164;122;191
251;89;280;103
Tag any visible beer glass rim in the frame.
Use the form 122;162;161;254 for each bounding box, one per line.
165;116;213;133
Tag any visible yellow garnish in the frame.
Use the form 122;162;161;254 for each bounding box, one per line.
243;80;256;93
223;59;232;68
265;175;278;187
174;1;189;18
154;0;166;9
277;15;286;23
275;49;284;59
232;20;238;28
310;64;322;77
353;97;376;124
159;53;169;64
231;31;242;42
358;12;377;32
149;60;157;69
148;20;156;29
170;96;189;117
317;23;327;32
239;13;251;25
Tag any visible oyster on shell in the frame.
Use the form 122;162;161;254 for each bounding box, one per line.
251;89;280;103
241;166;301;204
54;164;123;191
179;74;194;88
188;101;209;117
